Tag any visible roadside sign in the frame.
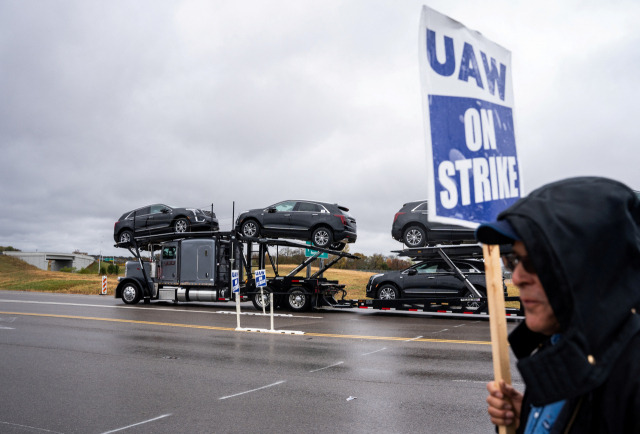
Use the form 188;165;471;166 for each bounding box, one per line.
419;5;521;227
231;270;240;293
255;269;267;288
305;242;328;259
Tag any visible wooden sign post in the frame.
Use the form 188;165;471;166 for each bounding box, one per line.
483;244;515;434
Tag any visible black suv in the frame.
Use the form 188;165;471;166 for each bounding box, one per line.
235;200;357;250
114;204;219;245
391;200;475;247
365;258;503;310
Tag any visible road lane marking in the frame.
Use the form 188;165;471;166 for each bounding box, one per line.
101;414;172;433
309;361;344;372
219;381;285;400
0;420;63;433
361;347;386;356
406;335;424;341
0;311;492;345
0;326;15;330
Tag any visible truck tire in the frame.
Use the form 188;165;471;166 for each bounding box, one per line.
121;282;141;305
461;288;485;311
377;284;400;300
251;286;273;311
286;287;311;312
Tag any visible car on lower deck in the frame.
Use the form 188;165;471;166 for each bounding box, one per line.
365;258;505;310
235;200;357;250
391;200;475;247
114;204;219;245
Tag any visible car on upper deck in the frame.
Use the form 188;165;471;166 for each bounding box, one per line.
391;200;475;247
235;200;356;250
114;204;219;245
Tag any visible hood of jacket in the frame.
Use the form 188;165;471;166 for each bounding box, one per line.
500;177;640;405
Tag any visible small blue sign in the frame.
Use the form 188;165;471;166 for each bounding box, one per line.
255;269;267;288
231;270;240;293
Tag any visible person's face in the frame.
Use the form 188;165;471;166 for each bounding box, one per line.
510;241;561;335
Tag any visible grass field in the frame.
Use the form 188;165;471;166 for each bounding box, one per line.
0;255;519;306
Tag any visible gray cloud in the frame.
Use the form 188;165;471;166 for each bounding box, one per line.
1;0;639;258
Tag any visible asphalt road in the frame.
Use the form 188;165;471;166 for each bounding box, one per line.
0;290;523;433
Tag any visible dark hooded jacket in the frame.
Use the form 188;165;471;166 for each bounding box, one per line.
495;177;640;433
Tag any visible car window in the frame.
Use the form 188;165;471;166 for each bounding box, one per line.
150;204;169;214
296;202;322;212
162;246;177;259
414;262;447;273
273;201;296;212
455;262;481;273
131;207;151;217
413;202;428;212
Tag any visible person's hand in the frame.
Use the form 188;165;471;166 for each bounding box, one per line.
486;380;523;428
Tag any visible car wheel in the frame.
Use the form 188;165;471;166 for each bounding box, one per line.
403;225;426;247
377;284;400;300
330;242;346;251
461;288;485;311
121;282;141;305
241;220;260;238
118;229;133;245
174;218;190;233
251;286;273;311
286;287;311;312
312;227;333;248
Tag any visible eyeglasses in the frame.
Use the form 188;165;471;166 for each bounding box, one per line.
501;252;536;273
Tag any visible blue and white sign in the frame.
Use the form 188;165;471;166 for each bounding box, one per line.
231;270;240;293
419;6;522;226
255;269;267;288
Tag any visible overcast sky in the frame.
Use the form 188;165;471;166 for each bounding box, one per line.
1;0;639;258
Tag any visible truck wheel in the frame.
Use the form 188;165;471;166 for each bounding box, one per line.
174;218;190;233
251;286;273;311
241;220;260;238
121;282;141;305
286;287;311;312
311;227;333;248
461;288;485;311
403;225;426;247
377;284;399;300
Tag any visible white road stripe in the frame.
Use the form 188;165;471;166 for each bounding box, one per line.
405;335;424;341
219;380;286;400
361;347;386;356
309;361;344;372
0;420;63;433
101;413;172;433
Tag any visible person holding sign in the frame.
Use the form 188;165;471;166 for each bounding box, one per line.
475;177;640;433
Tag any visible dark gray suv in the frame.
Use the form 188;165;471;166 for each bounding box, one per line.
114;204;219;245
365;258;504;310
235;200;357;250
391;200;475;247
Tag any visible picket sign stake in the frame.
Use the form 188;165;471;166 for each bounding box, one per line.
483;244;515;434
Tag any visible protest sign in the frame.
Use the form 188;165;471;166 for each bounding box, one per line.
419;7;519;432
419;5;521;226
